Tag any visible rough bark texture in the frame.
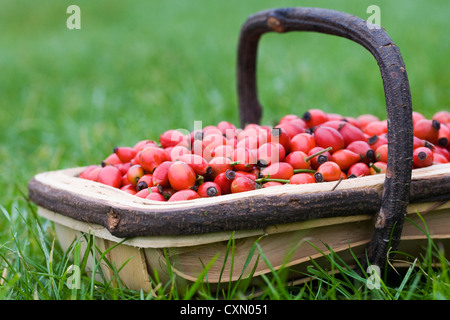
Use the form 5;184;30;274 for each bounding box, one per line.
236;8;413;270
27;168;450;239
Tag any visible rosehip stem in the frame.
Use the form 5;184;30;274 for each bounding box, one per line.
293;169;316;174
255;177;290;184
304;146;332;162
370;163;382;173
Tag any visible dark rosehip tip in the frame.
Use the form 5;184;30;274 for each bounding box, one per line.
366;149;375;161
424;141;434;150
206;186;218;197
101;161;106;167
438;137;448;147
190;184;199;191
317;154;328;165
368;135;379;145
314;172;324;182
206;166;213;177
302;111;312;122
113;146;118;153
194;131;204;141
348;174;357;179
432;119;441;130
157;184;164;194
225;169;236;180
257;159;268;167
136;181;148;191
418;151;428;161
271;127;282;137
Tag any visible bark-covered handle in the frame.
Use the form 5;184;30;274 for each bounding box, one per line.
237;7;413;269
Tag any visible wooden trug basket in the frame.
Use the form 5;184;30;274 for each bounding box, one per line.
28;8;450;293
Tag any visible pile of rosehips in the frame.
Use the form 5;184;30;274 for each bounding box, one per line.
79;109;450;202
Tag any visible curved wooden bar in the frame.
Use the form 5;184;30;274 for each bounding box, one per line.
236;7;413;269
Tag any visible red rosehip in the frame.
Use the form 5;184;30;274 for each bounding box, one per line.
314;161;342;182
167;161;197;191
290;133;317;153
331;149;361;171
314;126;345;153
152;161;173;187
114;146;137;163
289;173;316;184
230;176;257;193
139;146;167;173
347;162;370;178
168;189;200;202
126;164;145;186
413;146;434;168
213;169;235;195
198;181;222;197
261;162;294;180
97;165;122;188
159;129;189;149
146;192;166;201
302;109;329;128
414;119;441;145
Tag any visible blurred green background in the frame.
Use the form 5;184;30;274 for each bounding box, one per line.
0;0;449;208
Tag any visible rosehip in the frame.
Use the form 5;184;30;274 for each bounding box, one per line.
413;146;434;168
302;108;329;128
275;121;305;139
375;144;388;163
197;181;222;197
307;146;332;169
370;162;387;175
102;153;121;167
114;146;137;163
146;192;166;201
121;184;137;195
257;142;286;166
178;153;211;176
232;147;257;171
213;169;235;194
230;176;257;193
79;165;100;180
268;127;291;153
413;119;440;144
313;126;344;153
412;111;426;125
346;140;375;164
363;120;388;136
437;123;450;147
152;161;173;187
290;133;317;153
126;164;145;186
168;189;200;202
97;165;122;188
432;110;450;124
347;162;370;178
159;129;189;149
209;156;233;178
139;146;167;173
331;149;361;171
357;114;379;129
368;134;388;151
168;161;197;191
261;162;294;180
314;161;342;182
262;181;284;187
289;173;316;184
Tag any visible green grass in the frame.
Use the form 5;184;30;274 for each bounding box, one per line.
0;0;449;300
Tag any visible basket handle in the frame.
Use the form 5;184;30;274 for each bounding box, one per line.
237;7;413;270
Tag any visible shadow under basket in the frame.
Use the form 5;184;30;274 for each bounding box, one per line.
29;163;450;293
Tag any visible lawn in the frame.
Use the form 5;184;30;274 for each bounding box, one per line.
0;0;449;301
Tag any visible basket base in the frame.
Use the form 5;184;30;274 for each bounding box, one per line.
43;199;450;294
